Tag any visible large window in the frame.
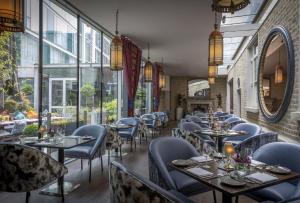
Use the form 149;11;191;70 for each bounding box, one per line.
0;0;120;136
134;61;146;116
102;36;118;123
247;40;259;109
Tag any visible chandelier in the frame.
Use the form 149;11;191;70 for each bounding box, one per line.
0;0;24;32
212;0;250;14
110;9;123;71
144;43;153;82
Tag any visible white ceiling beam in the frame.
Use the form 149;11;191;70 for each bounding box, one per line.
221;23;260;38
223;30;257;38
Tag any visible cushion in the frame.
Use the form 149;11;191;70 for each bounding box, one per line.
64;146;92;158
169;170;209;196
169;190;194;203
250;182;296;202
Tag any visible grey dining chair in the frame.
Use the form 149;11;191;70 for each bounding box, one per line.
0;143;67;202
110;161;194;203
245;142;300;203
64;124;106;182
148;137;216;202
116;117;138;151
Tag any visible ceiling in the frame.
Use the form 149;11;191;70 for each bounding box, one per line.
69;0;216;77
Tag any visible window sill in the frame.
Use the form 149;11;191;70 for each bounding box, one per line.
291;112;300;121
245;107;259;113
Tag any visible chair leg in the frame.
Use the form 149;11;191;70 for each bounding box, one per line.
89;159;92;183
81;158;83;170
140;134;142;144
108;149;110;165
26;192;30;203
100;155;103;172
130;138;133;152
61;180;64;202
235;196;239;203
213;190;217;203
120;146;122;160
134;137;136;149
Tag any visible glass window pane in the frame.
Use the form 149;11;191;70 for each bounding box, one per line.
43;0;78;134
1;0;39;132
79;21;102;125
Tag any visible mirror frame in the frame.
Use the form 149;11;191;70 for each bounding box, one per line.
257;25;295;123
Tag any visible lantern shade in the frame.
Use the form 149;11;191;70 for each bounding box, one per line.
208;65;218;77
209;27;223;66
275;64;283;84
0;0;24;32
208;77;215;85
144;61;153;82
110;35;123;71
159;71;166;88
212;0;250;14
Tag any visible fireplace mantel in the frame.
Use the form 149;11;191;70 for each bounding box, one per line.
187;98;215;113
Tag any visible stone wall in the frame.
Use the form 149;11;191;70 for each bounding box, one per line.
227;0;300;140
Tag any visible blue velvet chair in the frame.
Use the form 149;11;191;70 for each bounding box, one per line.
181;121;215;147
153;112;168;127
148;137;216;202
223;123;261;146
188;116;209;129
194;112;207;118
64;124;106;182
246;142;300;202
116;117;138;151
0;143;67;202
234;132;278;153
223;117;245;129
141;113;157;138
110;161;194;203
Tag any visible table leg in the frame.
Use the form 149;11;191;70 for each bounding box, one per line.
222;193;233;203
40;148;79;196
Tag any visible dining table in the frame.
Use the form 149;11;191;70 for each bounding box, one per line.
24;136;96;196
198;129;247;152
170;159;300;203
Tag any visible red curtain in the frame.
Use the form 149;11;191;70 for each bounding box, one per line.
121;35;142;116
153;62;161;112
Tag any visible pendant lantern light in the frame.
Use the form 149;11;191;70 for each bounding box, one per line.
275;48;283;84
212;0;250;14
208;11;223;66
110;9;123;71
0;0;24;32
144;43;153;82
159;58;166;88
208;77;215;85
208;65;218;78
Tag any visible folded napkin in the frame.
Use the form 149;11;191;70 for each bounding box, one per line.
246;172;278;183
250;159;266;167
187;167;214;177
191;156;213;163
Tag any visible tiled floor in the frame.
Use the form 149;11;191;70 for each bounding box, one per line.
0;122;258;203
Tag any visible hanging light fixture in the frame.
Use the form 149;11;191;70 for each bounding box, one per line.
110;9;123;71
275;48;283;84
159;57;166;88
208;11;223;66
144;43;153;82
208;65;218;78
208;77;215;85
212;0;250;14
0;0;24;32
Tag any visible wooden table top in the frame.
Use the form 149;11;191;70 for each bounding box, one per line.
170;160;300;197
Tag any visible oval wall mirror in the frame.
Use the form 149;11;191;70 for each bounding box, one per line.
257;26;295;122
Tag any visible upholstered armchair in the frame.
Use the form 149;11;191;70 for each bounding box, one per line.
141;114;157;138
223;117;245;129
64;124;106;182
109;161;194;203
153;112;168;127
0;143;67;202
135;117;148;144
234;132;278;153
223;123;262;146
194;112;207;118
105;125;123;164
148;137;216;202
116;117;138;151
181;121;215;147
246;142;300;203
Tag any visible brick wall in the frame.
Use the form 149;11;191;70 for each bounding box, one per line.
228;0;300;140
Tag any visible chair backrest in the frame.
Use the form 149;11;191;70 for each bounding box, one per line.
116;117;138;136
234;132;278;153
11;120;27;136
110;161;191;203
72;124;107;157
188;116;202;123
181;121;202;132
231;123;261;138
194;112;207;118
148;137;199;190
224;116;240;123
253;142;300;173
0;143;67;192
141;114;156;125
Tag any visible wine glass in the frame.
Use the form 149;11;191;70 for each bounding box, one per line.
202;144;213;169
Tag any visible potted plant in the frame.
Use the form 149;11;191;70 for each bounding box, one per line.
22;124;38;137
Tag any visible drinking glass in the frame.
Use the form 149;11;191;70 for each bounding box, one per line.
202;144;212;169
